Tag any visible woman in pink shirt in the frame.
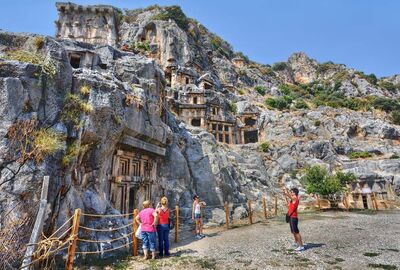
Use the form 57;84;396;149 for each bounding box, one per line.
135;200;158;259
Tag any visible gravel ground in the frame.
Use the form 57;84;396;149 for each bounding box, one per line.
94;210;400;270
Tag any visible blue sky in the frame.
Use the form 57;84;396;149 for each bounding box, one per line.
0;0;399;77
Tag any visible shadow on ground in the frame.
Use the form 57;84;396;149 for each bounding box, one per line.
305;243;326;250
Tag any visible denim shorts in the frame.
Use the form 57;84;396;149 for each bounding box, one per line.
141;231;156;251
194;213;201;219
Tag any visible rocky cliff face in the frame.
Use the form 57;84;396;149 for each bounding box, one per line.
1;3;400;262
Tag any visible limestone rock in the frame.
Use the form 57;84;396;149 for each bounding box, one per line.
210;208;226;225
233;205;248;220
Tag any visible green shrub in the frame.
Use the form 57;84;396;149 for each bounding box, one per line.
217;47;230;58
314;120;321;127
33;128;64;163
62;141;89;167
301;166;356;197
390;153;400;159
390;110;400;125
356;71;378;85
366;74;378;85
294;99;309;109
317;61;335;73
7;119;64;164
334;171;357;185
372;97;400;112
332;70;351;83
271;62;287;71
115;8;125;23
144;4;161;11
228;101;237;114
235;51;249;63
348;151;372;159
130;41;150;52
265;97;289;110
254;86;267;96
279;83;310;99
290;170;298;179
61;93;92;126
260;141;270;152
210;35;223;50
301;166;341;196
151;6;189;30
4;50;56;78
378;81;397;92
257;65;275;76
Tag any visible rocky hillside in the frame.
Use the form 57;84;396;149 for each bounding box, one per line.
0;3;399;263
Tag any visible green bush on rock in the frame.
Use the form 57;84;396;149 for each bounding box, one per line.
259;141;270;152
265;97;289;110
4;50;56;78
271;62;287;71
61;93;92;126
254;86;266;96
152;6;189;30
348;151;372;159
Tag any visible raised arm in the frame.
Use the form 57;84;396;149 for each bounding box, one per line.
282;186;290;206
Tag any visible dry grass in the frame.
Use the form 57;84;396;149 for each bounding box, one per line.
0;206;36;269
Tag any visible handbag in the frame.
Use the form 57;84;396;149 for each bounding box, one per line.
135;224;142;239
285;211;294;223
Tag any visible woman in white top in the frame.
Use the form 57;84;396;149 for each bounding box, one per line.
191;195;206;239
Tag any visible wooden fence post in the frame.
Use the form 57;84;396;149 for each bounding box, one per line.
274;195;278;216
132;209;138;256
262;197;268;220
175;205;179;243
345;193;350;211
248;200;253;225
317;195;321;210
65;208;81;270
372;192;379;211
224;201;229;230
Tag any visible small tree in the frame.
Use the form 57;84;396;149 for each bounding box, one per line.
301;165;356;207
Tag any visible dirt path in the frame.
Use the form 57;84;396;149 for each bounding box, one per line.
97;210;400;270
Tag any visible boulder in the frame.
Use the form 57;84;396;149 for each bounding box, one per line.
232;206;248;220
210;208;226;225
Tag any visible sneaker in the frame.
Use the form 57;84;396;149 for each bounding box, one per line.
195;235;202;239
291;242;299;248
294;246;305;252
199;234;206;238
